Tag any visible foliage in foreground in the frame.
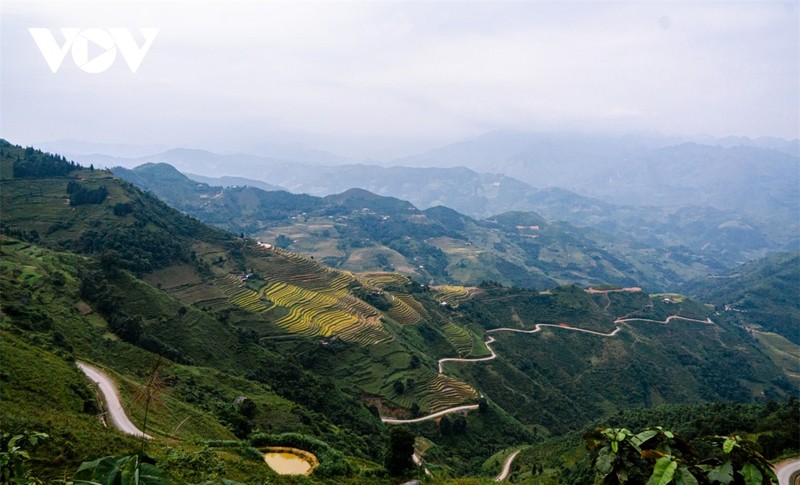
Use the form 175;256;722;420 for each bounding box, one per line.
0;431;49;485
586;427;777;485
72;455;168;485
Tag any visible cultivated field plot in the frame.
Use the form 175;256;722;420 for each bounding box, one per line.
356;271;412;289
441;322;474;356
431;285;482;307
752;330;800;378
388;371;479;414
385;295;423;325
394;294;431;320
354;272;433;325
218;245;393;345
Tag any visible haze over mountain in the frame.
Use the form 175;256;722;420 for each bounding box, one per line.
91;130;798;269
2;141;797;484
2;0;798;481
117;161;784;295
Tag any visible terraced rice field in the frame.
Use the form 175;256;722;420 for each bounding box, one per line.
391;371;478;413
256;246;352;291
386;296;422;325
394;294;431;320
441;322;474;356
431;285;482;307
219;245;393;345
218;276;274;313
168;283;230;308
357;272;411;289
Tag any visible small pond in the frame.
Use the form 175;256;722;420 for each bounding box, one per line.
263;451;314;475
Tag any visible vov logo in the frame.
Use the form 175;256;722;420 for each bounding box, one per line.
29;28;159;73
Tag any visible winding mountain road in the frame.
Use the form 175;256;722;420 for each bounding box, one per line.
615;315;713;324
438;336;498;373
776;458;800;485
76;361;152;439
380;404;479;424
585;287;642;294
382;315;711;424
494;450;521;481
487;323;623;337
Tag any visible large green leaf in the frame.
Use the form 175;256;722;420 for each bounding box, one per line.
673;465;699;485
74;456;121;483
707;461;734;484
596;448;615;475
646;456;677;485
722;438;736;454
73;455;169;485
739;463;762;485
632;430;658;449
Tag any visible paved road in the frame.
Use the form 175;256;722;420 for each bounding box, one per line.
585;287;642;294
385;316;703;424
494;450;521;481
776;458;800;485
615;315;713;324
439;336;498;373
381;404;479;424
412;449;431;476
487;323;621;337
76;361;152;439
438;320;623;381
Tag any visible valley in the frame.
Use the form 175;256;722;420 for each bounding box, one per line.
5;0;799;481
100;134;798;268
0;140;797;484
111;162;728;292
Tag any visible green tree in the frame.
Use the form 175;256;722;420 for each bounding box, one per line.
384;427;415;476
274;235;292;249
440;415;451;436
452;414;467;434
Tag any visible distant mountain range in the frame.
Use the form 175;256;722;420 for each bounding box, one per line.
2;139;797;482
112;162;729;291
396;132;799;221
62;131;799;266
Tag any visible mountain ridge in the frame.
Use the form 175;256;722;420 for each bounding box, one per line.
1;139;796;483
111;161;730;291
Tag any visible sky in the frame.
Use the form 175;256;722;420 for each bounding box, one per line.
1;0;798;160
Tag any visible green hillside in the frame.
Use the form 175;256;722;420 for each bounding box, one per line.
682;251;800;344
1;141;796;482
112;161;726;291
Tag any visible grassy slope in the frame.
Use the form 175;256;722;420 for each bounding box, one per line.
1;142;795;481
444;286;794;436
0;238;228;479
0;237;515;482
681;251;800;344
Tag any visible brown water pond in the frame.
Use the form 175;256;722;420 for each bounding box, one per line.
262;448;317;475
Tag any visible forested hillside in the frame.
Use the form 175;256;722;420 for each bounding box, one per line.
1;141;796;483
112;162;726;292
682;251;800;344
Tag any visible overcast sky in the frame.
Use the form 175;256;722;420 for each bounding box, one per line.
1;1;798;160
